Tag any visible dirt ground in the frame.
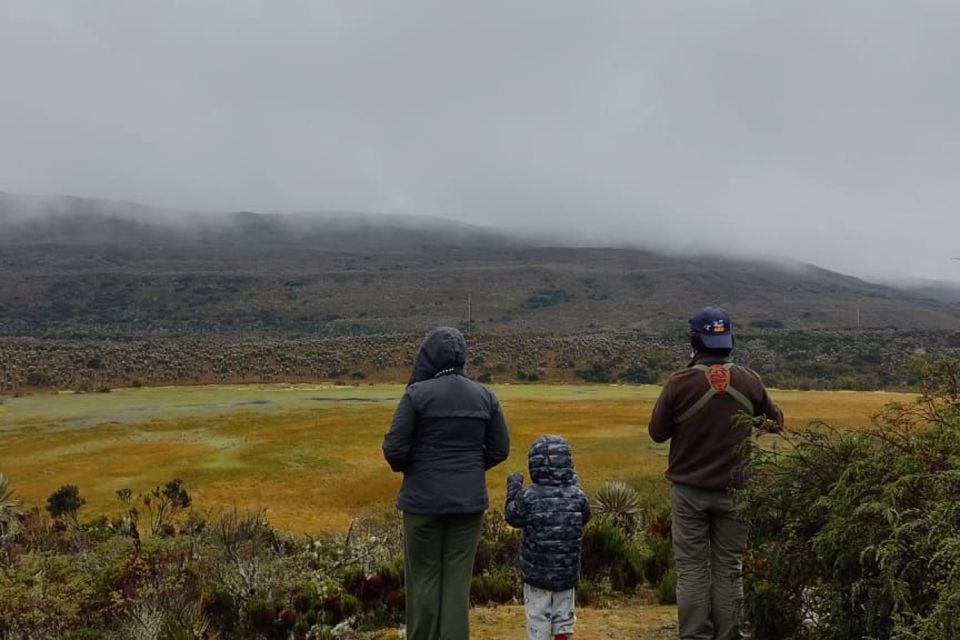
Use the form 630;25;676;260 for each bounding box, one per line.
471;601;678;639
364;600;678;639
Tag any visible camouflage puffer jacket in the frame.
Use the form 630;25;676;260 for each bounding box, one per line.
504;435;591;591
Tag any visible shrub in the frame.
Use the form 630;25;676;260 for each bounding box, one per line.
576;579;602;607
142;479;191;536
522;289;575;309
576;362;613;383
592;481;641;532
0;474;21;540
0;552;101;637
201;583;238;635
737;358;960;639
473;511;520;575
643;537;673;587
638;499;674;591
471;566;520;605
342;564;398;606
46;485;85;523
748;319;785;330
25;371;50;387
620;363;658;384
338;513;404;575
581;518;647;592
245;595;277;634
657;566;677;605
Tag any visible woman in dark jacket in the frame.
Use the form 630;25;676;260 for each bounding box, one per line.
383;327;510;640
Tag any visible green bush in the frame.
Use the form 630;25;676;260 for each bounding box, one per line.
581;518;648;592
46;485;85;522
473;511;520;574
643;536;673;587
522;289;575;309
0;552;101;637
202;583;239;635
657;566;677;605
621;363;658;384
0;473;21;541
471;566;520;605
576;579;602;607
575;362;613;383
737;358;960;639
340;557;404;618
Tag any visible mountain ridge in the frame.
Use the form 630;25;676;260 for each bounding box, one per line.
1;191;958;336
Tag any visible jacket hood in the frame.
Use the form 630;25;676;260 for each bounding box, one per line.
528;435;577;487
409;326;467;384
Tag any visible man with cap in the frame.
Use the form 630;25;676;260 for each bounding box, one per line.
648;307;783;640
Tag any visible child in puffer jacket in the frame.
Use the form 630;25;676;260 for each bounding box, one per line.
505;435;592;640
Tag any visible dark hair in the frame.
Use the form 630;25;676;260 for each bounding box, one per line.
690;333;733;358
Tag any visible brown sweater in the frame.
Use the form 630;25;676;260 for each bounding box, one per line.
648;356;784;490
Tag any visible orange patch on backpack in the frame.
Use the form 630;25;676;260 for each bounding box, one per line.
706;365;731;395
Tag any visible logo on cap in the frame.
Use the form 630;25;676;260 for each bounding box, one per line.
704;319;727;334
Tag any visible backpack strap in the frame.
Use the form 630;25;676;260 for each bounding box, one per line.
676;363;754;423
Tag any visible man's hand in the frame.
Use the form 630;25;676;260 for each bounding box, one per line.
761;414;785;434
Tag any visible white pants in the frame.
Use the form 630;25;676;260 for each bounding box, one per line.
523;583;576;639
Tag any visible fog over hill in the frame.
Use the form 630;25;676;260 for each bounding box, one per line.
4;2;960;283
1;192;958;336
0;192;513;250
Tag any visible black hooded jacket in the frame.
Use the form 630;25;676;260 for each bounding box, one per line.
383;327;510;514
505;435;591;591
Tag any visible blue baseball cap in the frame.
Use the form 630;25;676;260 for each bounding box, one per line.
689;306;734;350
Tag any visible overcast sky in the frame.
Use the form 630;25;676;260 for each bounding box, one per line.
1;1;958;281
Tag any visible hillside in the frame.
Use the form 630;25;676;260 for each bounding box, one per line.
1;192;959;337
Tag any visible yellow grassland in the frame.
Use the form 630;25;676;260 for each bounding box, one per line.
0;383;909;533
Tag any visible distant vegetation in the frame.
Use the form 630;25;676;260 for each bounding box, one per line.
1;330;956;394
522;288;576;309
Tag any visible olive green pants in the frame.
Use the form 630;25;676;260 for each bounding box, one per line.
671;484;748;640
403;511;484;640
